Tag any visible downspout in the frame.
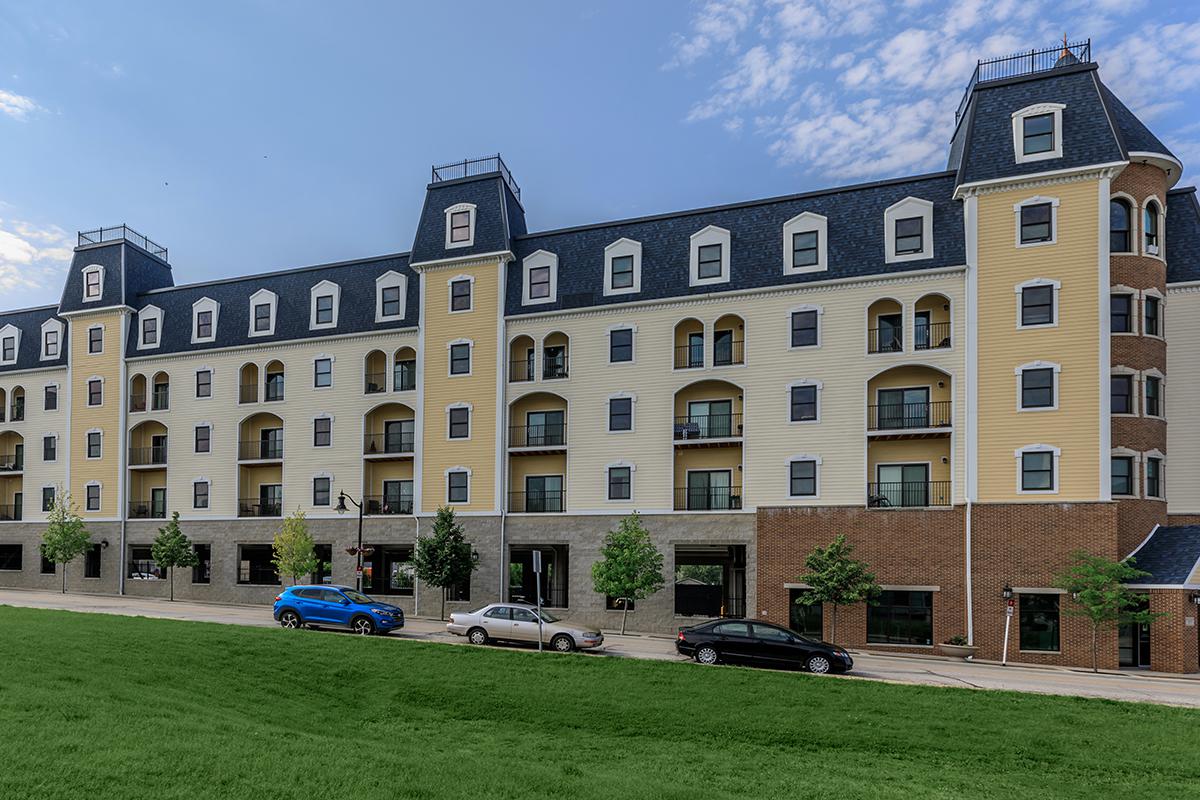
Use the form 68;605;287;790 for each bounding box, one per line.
962;191;978;646
117;250;129;596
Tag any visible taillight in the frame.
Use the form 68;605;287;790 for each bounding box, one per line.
274;595;282;602
677;631;685;641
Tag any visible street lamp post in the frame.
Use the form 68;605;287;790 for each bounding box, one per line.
1001;583;1014;666
336;491;365;592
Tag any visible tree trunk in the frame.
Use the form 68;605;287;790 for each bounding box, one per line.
440;586;446;621
830;605;838;644
621;600;629;635
169;568;175;602
61;563;66;594
1091;623;1099;673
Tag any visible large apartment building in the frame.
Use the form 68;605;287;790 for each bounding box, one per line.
1;41;1198;671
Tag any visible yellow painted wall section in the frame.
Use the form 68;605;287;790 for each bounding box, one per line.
364;461;413;495
420;262;502;512
867;438;952;483
509;454;567;498
69;310;126;517
976;180;1103;501
673;447;744;490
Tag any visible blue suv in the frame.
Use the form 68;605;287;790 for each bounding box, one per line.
273;585;405;636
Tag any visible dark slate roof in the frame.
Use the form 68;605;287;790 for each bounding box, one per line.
956;64;1125;186
1166;187;1200;284
1127;525;1200;585
409;174;525;264
506;171;963;317
0;305;68;374
1100;83;1175;158
58;242;125;313
124;253;417;358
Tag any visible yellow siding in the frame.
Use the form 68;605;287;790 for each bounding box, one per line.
69;311;126;517
867;439;952;483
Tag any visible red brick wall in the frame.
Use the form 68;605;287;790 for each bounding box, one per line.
1149;589;1200;674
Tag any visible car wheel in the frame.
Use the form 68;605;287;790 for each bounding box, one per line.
807;655;832;674
351;616;375;636
695;645;719;665
278;610;301;630
467;627;489;646
551;634;575;653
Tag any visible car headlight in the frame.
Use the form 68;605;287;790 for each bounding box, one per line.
584;631;602;638
370;608;394;617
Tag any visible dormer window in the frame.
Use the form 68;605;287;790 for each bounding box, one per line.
698;245;722;278
309;279;340;330
689;226;731;287
196;311;213;338
191;297;219;344
1011;103;1064;164
1022;113;1054;155
884;198;934;263
894;217;923;254
40;318;63;361
0;325;18;365
444;203;476;249
521;250;557;306
782;212;828;275
248;289;277;337
254;304;270;331
604;239;642;296
375;271;407;322
82;265;103;301
142;317;157;346
137;305;163;351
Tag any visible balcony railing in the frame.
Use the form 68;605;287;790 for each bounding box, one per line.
956;39;1091;123
130;392;147;412
239;384;257;404
78;224;168;260
674;486;744;511
364;372;387;394
0;454;23;472
867;481;952;508
0;504;21;521
509;358;535;382
542;356;568;380
508;490;565;513
9;405;23;422
264;380;284;402
238;499;282;518
128;501;166;519
151;388;169;411
363;433;415;456
674;344;704;369
673;414;743;441
509;423;567;449
712;339;745;367
128;445;168;466
868;402;952;431
867;328;904;354
915;322;952;351
238;440;283;461
364;495;414;515
431;154;521;203
394;365;416;392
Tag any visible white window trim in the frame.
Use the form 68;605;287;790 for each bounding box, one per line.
1015;361;1061;412
0;323;20;366
1013;195;1060;248
137;305;163;351
39;318;63;361
1110;192;1139;255
522;250;558;306
312;413;334;448
313;354;335;390
82;264;105;302
787;304;824;350
1111;447;1141;499
311;472;334;506
604;238;643;296
86;324;104;355
607;324;637;365
1142;368;1165;419
43;383;59;412
86;375;105;408
1111;365;1139;417
884;197;934;263
1011;103;1065;164
1143;450;1166;500
1015;277;1061;329
194;367;214;400
85;428;103;460
247;288;277;337
444;203;476;250
782;212;828;275
786;454;822;499
1015;443;1061;495
1111;285;1138;337
309;280;340;331
605;461;636;503
1142;288;1165;340
444;465;472;504
447;338;474;378
192;478;211;509
85;480;103;511
193;423;213;455
42;433;57;463
606;391;637;434
190;297;220;344
375;271;408;322
447;274;475;314
689;225;731;287
1141;195;1165;260
446;402;473;441
786;379;823;424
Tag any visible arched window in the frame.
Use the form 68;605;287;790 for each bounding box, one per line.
1144;200;1161;254
1110;199;1132;253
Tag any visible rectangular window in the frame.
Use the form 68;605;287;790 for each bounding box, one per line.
41;486;55;512
448;407;470;439
449;343;471;375
790;385;817;422
528;266;551;300
193;481;209;509
1021;368;1054;409
315;295;334;324
449;210;471;243
381;286;401;318
1021;451;1054;491
1021;285;1054;326
1111;294;1132;333
86;379;102;406
1019;203;1052;244
313;417;332;447
0;544;22;571
85;270;101;298
196;370;212;398
1146;457;1163;498
609;328;633;363
1145;375;1162;416
789;460;817;497
86;484;101;511
44;385;57;410
253;303;272;332
0;336;12;362
608;397;633;432
1144;296;1160;336
193;544;211;583
44;330;58;357
447;470;469;503
610;255;635;289
697;243;723;279
88;327;102;354
195;309;213;339
141;317;157;346
194;425;211;454
84;544;101;578
42;435;56;462
790;310;818;347
792;230;818;267
314;358;332;388
313;476;331;506
1022;113;1054;155
1112;456;1134;496
450;279;472;311
87;432;102;459
1111;375;1133;414
894;217;923;254
237;544;279;585
867;590;933;646
1019;594;1060;651
608;466;631;500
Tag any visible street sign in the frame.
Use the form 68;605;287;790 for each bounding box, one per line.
532;550;542;573
1006;605;1014;617
533;550;544;652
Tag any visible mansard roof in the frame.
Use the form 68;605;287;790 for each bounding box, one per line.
0;304;67;374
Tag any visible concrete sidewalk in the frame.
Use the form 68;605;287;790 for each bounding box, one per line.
2;588;1197;707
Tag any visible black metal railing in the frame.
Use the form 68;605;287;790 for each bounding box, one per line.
264;380;284;402
868;328;904;354
914;322;952;350
9;405;23;422
239;384;257;404
674;486;744;511
238;440;283;460
0;504;21;521
130;392;147;412
128;502;167;519
151;388;169;411
78;225;168;260
128;445;167;466
238;499;282;518
673;414;743;441
364;372;387;394
363;433;415;455
431;154;520;202
712;339;745;366
674;344;704;369
0;453;23;471
509;358;535;382
509;423;567;449
508;491;565;513
393;363;416;391
364;495;414;515
542;356;568;380
956;40;1091;123
867;481;952;508
868;401;952;431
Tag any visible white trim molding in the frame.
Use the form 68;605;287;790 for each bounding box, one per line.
444;203;476;250
521;250;558;306
247;288;278;337
81;264;105;302
884;197;934;263
39;318;63;361
0;324;21;366
191;297;220;344
786;453;822;499
309;280;341;331
375;271;408;322
1011;102;1065;164
1015;443;1061;495
1014;277;1061;329
1015;360;1062;412
689;225;732;287
603;238;642;296
782;212;828;275
785;379;822;424
1013;195;1060;248
136;305;163;351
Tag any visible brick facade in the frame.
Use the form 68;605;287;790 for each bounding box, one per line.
1149;589;1200;674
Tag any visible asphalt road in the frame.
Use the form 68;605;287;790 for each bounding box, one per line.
2;588;1197;708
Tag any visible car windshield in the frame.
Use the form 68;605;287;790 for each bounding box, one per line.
341;590;373;604
537;610;560;623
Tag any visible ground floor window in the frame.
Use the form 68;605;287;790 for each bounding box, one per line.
1019;594;1060;652
0;544;21;571
311;544;332;585
508;545;569;608
867;590;933;646
128;545;165;580
673;544;746;618
445;575;470;602
40;549;54;574
192;544;211;584
237;544;279;585
788;589;822;639
362;544;414;596
84;544;101;578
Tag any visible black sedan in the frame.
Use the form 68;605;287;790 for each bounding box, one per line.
676;619;853;673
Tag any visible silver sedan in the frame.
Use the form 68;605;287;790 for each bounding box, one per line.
447;603;604;652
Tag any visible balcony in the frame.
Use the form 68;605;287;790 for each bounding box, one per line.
956;39;1091;123
0;504;21;521
673;414;743;446
78;224;168;260
915;321;951;351
674;486;743;511
867;327;904;354
239;383;258;404
509;423;567;453
238;440;283;462
238;498;282;518
0;453;23;472
712;339;744;367
867;481;952;508
867;401;952;438
674;344;704;370
128;501;167;519
364;372;387;394
542;355;568;381
128;445;168;467
363;433;414;459
364;495;414;515
508;490;565;513
509;358;534;382
431;154;520;203
130;392;147;413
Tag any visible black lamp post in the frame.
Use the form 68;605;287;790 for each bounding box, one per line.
1001;584;1013;600
1190;590;1200;607
336;491;365;592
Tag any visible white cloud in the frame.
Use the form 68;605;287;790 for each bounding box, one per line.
0;89;43;121
666;0;758;68
0;217;72;293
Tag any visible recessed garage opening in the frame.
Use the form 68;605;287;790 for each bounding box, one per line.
674;544;746;618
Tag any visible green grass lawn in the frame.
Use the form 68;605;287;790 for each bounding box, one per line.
0;607;1196;799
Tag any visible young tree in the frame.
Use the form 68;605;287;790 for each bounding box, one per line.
793;534;881;643
272;509;321;585
40;491;91;594
590;513;665;634
151;512;199;601
1054;551;1162;673
414;505;478;620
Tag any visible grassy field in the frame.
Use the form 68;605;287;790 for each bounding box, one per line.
0;607;1196;799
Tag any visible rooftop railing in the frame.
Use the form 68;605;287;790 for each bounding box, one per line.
955;39;1091;124
431;154;521;203
77;225;168;260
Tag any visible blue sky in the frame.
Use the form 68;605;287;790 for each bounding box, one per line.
2;0;1199;308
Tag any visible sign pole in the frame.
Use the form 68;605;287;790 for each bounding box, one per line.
533;550;544;653
1001;598;1014;666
